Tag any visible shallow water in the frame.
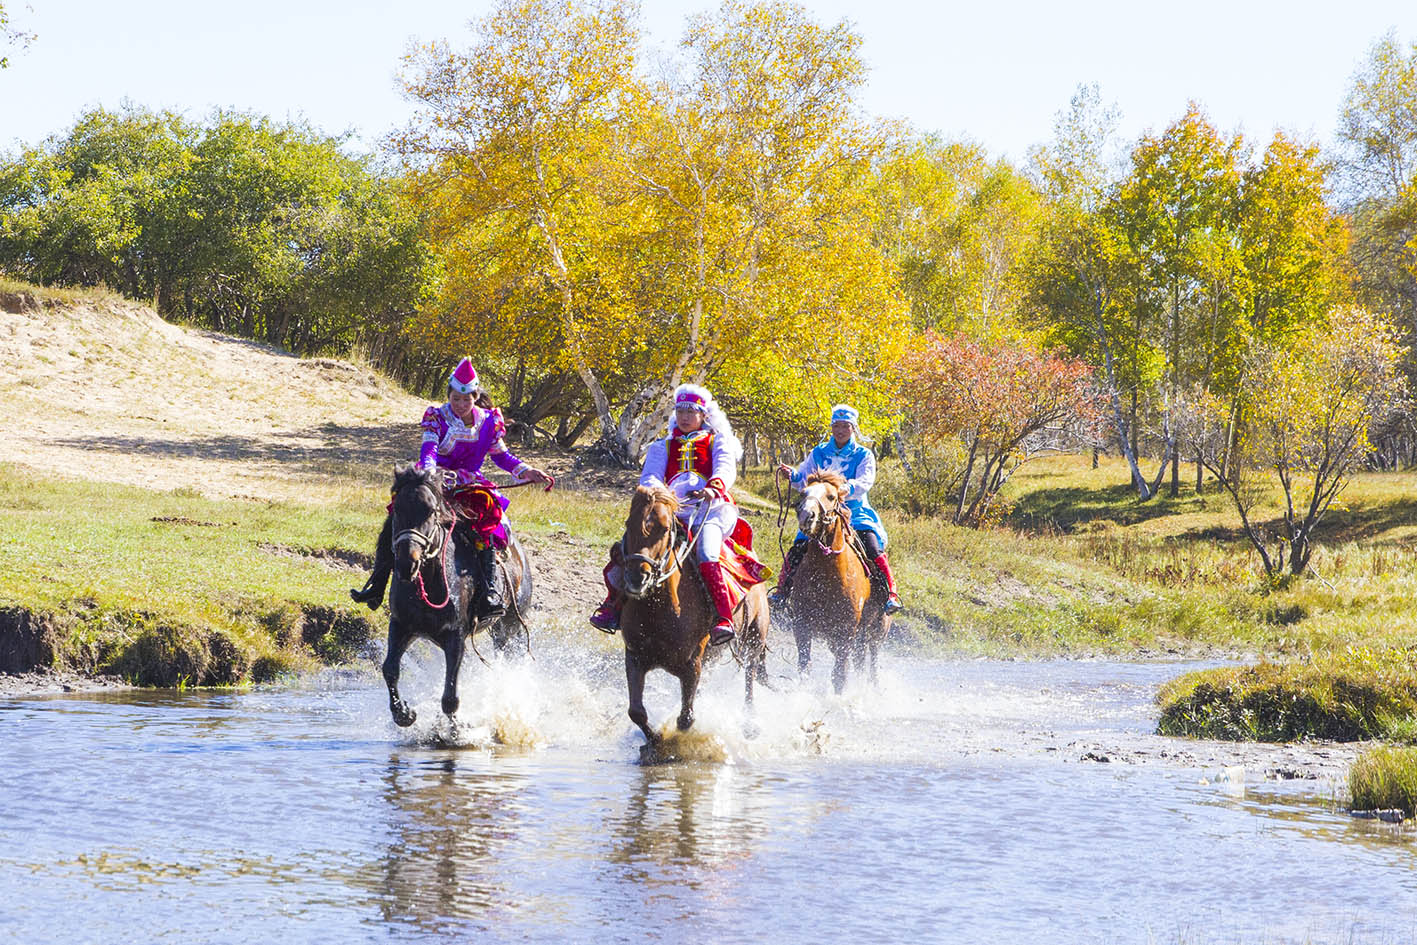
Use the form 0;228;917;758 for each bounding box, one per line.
3;647;1415;945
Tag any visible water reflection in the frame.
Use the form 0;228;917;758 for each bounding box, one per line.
365;752;528;933
606;763;771;885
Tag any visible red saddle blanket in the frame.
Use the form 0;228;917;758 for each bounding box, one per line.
715;518;770;612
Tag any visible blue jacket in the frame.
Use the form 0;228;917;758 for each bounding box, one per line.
789;437;887;548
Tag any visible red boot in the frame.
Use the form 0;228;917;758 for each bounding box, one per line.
697;560;736;646
590;555;622;633
874;554;903;614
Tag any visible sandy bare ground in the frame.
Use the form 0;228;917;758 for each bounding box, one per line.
2;290;477;501
0;290;614;694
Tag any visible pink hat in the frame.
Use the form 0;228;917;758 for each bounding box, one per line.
674;388;707;411
449;358;479;394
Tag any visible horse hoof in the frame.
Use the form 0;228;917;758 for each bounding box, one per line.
392;706;417;728
441;698;460;717
639;741;675;765
676;714;694;732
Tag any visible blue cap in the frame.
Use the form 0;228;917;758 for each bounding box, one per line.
830;404;859;428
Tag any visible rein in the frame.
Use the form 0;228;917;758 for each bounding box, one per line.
620;499;707;591
811;506;849;556
392;484;456;610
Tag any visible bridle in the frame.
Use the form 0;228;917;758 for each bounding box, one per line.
799;485;848;556
392;481;455;609
621;498;705;596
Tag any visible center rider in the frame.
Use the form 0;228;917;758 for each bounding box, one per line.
590;383;742;647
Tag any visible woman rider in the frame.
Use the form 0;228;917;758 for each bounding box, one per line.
350;358;554;616
770;403;902;614
590;383;742;647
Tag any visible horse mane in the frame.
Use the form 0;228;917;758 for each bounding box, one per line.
628;484;679;538
804;470;847;489
393;462;440;493
631;483;679;514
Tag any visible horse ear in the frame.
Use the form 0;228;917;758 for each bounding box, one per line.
394;462;410;476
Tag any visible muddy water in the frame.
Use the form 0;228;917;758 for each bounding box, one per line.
3;649;1415;945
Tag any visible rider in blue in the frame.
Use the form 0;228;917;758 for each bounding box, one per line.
770;403;902;614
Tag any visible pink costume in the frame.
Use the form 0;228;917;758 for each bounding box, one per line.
417;404;528;548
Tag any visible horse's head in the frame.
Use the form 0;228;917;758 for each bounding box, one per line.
798;471;848;542
389;463;453;582
620;485;682;599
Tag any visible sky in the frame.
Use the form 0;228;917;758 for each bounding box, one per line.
2;0;1416;164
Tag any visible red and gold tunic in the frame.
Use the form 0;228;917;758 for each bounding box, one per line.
665;428;715;481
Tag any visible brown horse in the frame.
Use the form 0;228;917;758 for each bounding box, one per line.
617;485;769;754
787;471;889;693
381;464;533;728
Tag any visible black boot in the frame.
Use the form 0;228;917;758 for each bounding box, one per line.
767;538;809;606
350;513;393;610
476;545;505;620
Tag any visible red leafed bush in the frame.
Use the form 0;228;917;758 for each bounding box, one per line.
895;332;1100;525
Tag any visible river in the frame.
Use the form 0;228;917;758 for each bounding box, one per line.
2;646;1413;945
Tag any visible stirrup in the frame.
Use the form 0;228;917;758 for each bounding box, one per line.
884;592;902;615
767;585;789;606
708;621;736;647
590;606;619;634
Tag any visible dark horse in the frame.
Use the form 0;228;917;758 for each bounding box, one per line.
786;471;889;693
618;485;769;753
381;464;533;727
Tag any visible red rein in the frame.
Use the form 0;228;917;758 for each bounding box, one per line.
414;521;456;609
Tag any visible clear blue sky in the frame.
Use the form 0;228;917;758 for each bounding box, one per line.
2;0;1415;162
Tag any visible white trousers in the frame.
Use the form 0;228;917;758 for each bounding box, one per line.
679;499;738;564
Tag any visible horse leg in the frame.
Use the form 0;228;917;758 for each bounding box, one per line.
742;610;765;740
793;619;812;676
676;662;701;732
831;640;848;695
868;639;880;688
382;623;417;728
625;652;658;747
440;627;465;718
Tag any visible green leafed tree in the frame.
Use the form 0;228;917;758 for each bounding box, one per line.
0;106;431;367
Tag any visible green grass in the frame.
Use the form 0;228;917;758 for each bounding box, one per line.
0;277;124;307
0;462;632;686
739;454;1417;660
1349;746;1417;815
1156;648;1417;742
0;464;388;684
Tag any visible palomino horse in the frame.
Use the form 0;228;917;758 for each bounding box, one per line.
381;464;533;727
617;485;769;753
787;471;889;693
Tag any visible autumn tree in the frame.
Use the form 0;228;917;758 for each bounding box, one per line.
401;0;908;462
1178;307;1408;577
1115;103;1245;497
1028;85;1163;498
873;136;1041;337
1337;33;1417;372
397;0;648;455
0;1;33;69
896;332;1098;525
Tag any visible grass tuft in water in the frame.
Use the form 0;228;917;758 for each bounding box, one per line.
1157;647;1417;742
1349;746;1417;816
